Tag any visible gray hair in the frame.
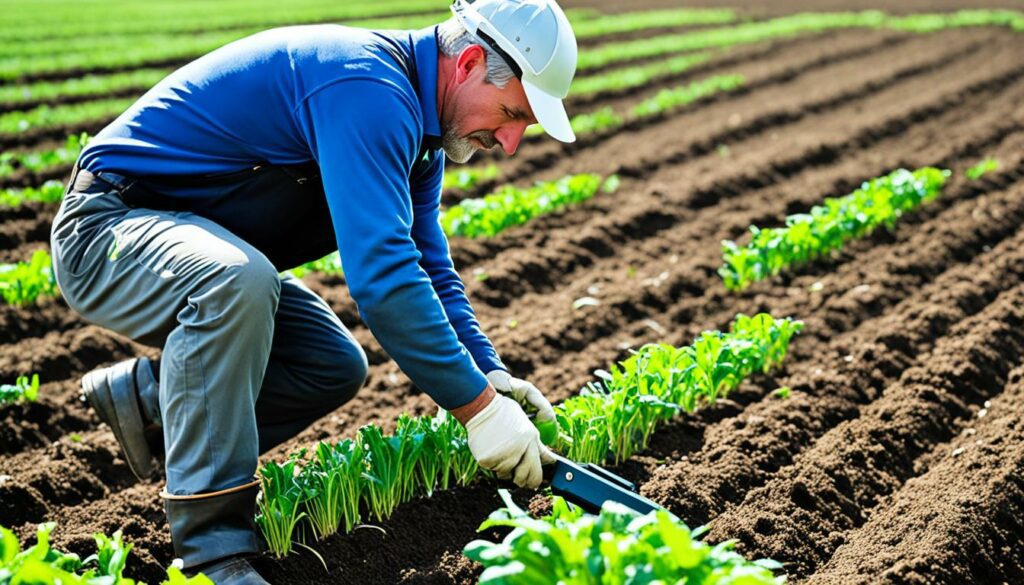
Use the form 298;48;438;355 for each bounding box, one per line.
437;16;516;88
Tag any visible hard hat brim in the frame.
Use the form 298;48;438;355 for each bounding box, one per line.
523;80;576;143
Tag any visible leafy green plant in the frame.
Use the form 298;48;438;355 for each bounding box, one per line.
720;167;950;290
255;411;477;549
0;69;168;107
0;522;213;584
300;439;365;539
570;106;624;135
254;309;799;557
441;174;620;238
577;10;1024;72
0;374;39;405
360;423;421;521
573;9;736;40
529;74;744;140
255;457;308;558
965;158;998;180
0;97;134;135
570;52;714;97
428;408;480;489
464;489;784;585
288;252;343;279
631;74;744;117
0;181;65;207
0;133;88;179
0;250;59;305
442;164;499;191
552;314;803;463
161;567;214;585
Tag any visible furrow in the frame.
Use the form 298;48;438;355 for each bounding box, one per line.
0;379;94;455
703;284;1024;579
0;326;157;384
640;187;1024;527
804;365;1024;585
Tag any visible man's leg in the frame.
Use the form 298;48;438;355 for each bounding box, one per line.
52;180;279;573
255;273;368;453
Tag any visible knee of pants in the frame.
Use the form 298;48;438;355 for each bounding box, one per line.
215;257;282;315
317;344;369;409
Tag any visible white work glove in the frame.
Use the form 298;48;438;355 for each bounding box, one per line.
486;370;556;423
466;393;556;489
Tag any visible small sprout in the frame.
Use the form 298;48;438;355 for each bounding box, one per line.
965;158;998;180
716;144;731;158
0;373;40;404
772;386;791;399
506;319;518;329
473;269;490;282
68;433;83;443
601;175;621;193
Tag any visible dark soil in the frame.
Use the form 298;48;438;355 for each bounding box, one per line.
1;7;1023;585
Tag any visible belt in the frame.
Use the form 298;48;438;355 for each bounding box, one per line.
64;161;336;270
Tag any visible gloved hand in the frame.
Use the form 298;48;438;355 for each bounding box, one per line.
465;392;556;489
486;370;556;423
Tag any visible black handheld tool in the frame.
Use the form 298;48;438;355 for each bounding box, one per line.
548;455;662;515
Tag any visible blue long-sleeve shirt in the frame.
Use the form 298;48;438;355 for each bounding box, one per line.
78;25;504;409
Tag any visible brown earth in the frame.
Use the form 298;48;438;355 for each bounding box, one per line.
1;6;1023;585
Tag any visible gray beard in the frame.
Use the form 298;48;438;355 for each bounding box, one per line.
442;129;498;164
441;128;478;164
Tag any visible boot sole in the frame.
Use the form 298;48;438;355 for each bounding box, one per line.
81;359;155;480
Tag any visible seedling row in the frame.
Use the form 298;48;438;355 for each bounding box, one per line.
253;312;801;583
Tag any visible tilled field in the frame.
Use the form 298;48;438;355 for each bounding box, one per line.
2;2;1024;584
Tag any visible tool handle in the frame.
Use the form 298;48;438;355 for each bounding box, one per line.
549;455;662;516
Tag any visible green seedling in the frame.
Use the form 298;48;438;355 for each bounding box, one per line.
0;374;39;404
360;422;422;521
255;457;307;558
464;489;784;584
551;314;803;463
442;164;499;191
720;167;950;290
0;521;210;584
441;174;619;238
965;158;998;180
300;439;365;539
0;250;59;305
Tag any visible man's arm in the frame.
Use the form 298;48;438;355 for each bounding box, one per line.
410;148;557;424
409;151;506;375
294;78;488;410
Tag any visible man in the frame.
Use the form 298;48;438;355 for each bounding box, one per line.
50;0;577;582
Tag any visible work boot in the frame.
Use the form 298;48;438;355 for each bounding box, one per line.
191;555;271;584
164;480;264;580
81;357;162;480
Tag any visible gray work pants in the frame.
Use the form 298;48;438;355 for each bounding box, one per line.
50;167;367;541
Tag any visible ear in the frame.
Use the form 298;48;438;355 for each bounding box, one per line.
455;44;487;84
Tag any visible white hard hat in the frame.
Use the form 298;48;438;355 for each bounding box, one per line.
451;0;578;143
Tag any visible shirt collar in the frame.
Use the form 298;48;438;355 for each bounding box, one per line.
410;26;442;151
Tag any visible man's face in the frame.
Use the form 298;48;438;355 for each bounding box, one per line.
442;45;537;164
